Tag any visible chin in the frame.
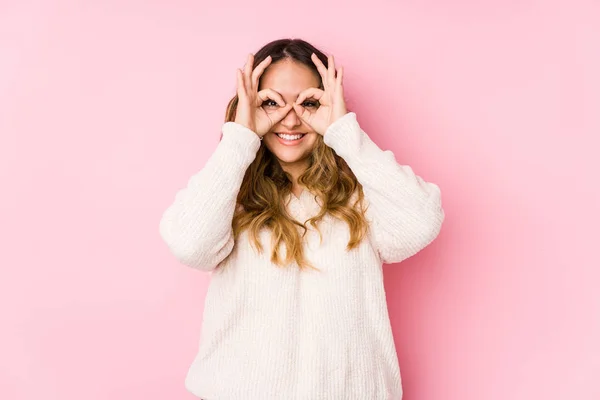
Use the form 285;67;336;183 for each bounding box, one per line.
276;156;308;165
265;134;316;164
269;149;307;164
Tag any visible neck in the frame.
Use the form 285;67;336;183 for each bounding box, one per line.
278;159;308;192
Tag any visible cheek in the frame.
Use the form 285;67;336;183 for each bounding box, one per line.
304;136;319;150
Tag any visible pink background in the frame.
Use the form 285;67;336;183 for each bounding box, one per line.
2;0;599;399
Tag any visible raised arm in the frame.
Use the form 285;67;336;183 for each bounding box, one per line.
323;112;445;264
159;52;294;271
159;123;261;271
289;53;443;264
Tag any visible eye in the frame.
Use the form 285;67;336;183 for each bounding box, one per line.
302;100;319;108
262;99;279;108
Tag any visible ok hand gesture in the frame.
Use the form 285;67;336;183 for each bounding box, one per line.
292;53;348;136
235;54;293;138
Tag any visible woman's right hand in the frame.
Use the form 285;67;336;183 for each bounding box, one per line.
234;53;293;138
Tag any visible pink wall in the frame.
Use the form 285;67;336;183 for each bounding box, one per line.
2;0;599;399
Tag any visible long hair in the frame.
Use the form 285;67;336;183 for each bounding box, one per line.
223;38;369;271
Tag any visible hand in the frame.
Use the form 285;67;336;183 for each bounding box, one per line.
234;53;293;138
292;53;348;136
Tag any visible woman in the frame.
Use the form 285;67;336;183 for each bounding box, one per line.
159;38;444;400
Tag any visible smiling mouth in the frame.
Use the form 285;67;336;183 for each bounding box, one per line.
276;133;306;141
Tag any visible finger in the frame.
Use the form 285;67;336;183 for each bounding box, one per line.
251;55;272;89
236;68;246;98
295;87;324;105
336;66;344;90
293;104;316;130
294;104;315;128
270;103;293;123
293;103;311;124
257;88;286;107
328;55;336;88
244;54;254;92
311;53;329;90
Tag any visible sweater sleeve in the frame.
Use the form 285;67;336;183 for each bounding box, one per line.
159;121;262;271
323;112;445;264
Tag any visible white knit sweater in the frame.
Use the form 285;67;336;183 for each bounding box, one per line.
159;112;444;400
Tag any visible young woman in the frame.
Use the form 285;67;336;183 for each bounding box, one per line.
159;38;444;400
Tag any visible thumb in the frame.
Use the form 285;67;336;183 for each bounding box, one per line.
292;103;309;124
272;103;293;123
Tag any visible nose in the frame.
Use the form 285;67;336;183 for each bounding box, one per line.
280;106;301;129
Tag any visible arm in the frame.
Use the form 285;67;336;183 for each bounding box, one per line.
323;112;445;264
158;121;261;271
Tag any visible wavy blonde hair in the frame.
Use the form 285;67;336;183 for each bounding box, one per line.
222;38;369;271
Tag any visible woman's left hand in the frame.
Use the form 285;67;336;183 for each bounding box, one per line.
292;53;348;136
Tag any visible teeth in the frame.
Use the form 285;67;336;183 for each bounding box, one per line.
277;133;303;140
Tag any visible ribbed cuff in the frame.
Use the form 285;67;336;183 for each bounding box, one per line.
322;112;362;158
221;121;262;160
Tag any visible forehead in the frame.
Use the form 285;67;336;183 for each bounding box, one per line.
259;60;320;97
